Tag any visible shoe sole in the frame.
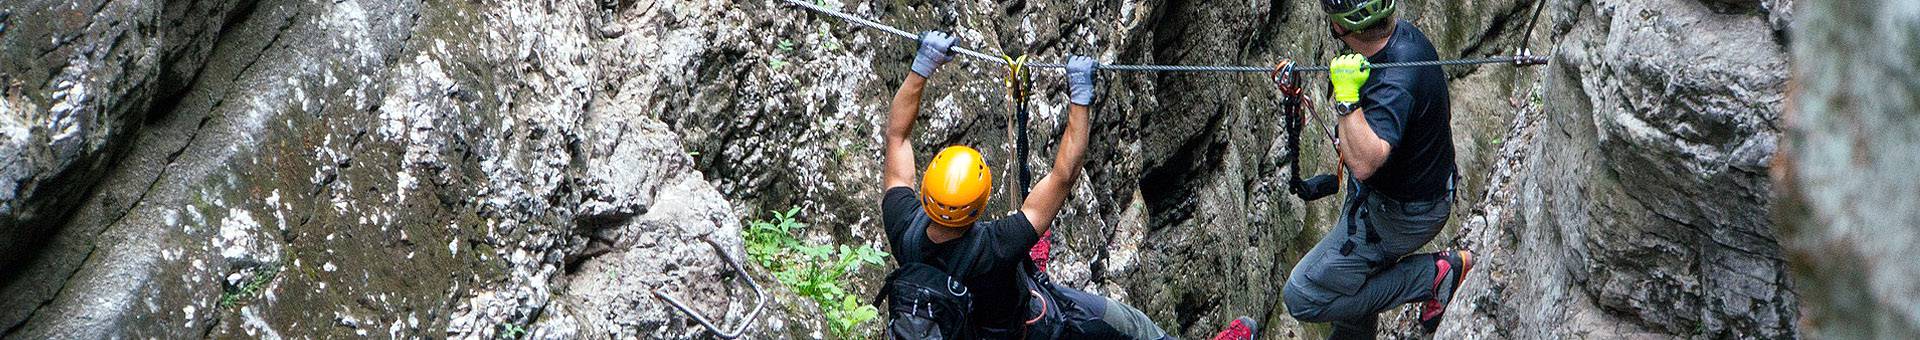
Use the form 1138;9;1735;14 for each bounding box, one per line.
1422;250;1474;331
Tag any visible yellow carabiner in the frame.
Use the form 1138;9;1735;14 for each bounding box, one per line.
1001;54;1031;101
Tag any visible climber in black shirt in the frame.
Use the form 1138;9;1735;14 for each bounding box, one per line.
1283;0;1475;338
882;31;1258;339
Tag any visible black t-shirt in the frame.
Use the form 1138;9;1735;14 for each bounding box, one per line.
1356;19;1456;200
882;187;1039;330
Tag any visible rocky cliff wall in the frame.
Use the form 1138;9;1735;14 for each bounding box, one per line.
1777;0;1920;338
1431;0;1798;338
1;0;820;338
0;0;1805;338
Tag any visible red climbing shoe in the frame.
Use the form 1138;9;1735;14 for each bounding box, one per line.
1211;316;1258;340
1029;230;1052;272
1420;249;1474;331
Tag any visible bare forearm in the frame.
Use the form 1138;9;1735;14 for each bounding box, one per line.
1052;104;1092;179
1336;108;1390;180
883;75;928;189
888;75;927;141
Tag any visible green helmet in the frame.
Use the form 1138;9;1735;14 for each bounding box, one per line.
1321;0;1396;33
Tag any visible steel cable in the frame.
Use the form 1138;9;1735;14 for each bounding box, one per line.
785;0;1546;73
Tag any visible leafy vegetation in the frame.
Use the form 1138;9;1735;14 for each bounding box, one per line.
499;322;527;338
218;265;280;309
745;207;889;338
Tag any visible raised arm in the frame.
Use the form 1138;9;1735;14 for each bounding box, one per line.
1020;56;1097;233
883;75;928;189
882;32;958;190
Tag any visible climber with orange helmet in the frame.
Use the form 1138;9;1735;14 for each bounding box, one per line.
876;31;1258;340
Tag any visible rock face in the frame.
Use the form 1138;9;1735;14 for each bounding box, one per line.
1777;0;1920;338
2;0;820;338
0;0;250;283
0;0;1804;338
1431;0;1797;338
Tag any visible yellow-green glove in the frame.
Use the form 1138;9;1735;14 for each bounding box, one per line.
1329;54;1370;104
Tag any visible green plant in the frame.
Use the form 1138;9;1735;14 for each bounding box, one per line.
745;207;889;338
219;265;281;309
499;322;527;338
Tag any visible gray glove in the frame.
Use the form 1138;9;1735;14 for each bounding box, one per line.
1067;55;1098;105
912;31;957;78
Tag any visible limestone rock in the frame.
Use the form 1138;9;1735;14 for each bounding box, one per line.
1430;0;1797;338
1777;0;1920;337
1;0;826;338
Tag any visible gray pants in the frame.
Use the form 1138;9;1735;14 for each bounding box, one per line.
1049;284;1171;340
1284;185;1452;339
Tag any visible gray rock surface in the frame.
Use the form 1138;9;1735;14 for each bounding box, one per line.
0;0;1808;338
1777;0;1920;338
2;0;821;338
1428;0;1797;338
0;0;252;284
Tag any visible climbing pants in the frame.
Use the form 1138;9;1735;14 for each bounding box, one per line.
1283;184;1452;339
1045;284;1171;340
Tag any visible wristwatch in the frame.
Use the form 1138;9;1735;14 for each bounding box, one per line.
1335;102;1361;116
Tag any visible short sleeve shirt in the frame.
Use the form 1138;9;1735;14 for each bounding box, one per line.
1356;20;1456;200
882;187;1039;329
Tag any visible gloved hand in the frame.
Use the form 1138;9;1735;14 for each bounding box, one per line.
912;31;957;78
1329;54;1370;103
1067;55;1098;105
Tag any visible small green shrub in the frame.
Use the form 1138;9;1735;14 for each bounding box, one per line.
746;207;888;339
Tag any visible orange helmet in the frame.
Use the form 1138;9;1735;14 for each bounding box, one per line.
922;146;992;227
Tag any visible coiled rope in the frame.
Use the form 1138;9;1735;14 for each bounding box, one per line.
784;0;1548;73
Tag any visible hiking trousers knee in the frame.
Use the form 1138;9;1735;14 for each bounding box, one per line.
1283;186;1452;337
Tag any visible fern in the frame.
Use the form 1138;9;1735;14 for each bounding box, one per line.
745;207;888;338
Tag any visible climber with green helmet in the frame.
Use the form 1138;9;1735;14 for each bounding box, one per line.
1282;0;1475;338
878;31;1259;340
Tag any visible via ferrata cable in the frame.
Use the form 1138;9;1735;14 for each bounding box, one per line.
783;0;1548;73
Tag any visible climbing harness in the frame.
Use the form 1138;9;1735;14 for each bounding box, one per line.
782;0;1547;73
652;237;768;339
